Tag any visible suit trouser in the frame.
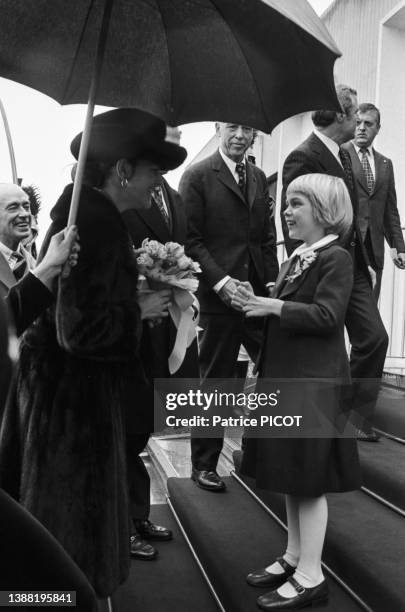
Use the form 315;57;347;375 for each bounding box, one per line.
126;432;151;533
0;489;97;611
345;265;388;432
191;313;263;471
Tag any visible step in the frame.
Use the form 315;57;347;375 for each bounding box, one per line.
359;436;405;512
111;503;218;612
375;385;405;439
233;451;405;612
168;477;365;612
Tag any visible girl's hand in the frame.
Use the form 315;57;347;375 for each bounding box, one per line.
243;296;284;318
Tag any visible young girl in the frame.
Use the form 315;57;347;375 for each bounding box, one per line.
232;173;361;610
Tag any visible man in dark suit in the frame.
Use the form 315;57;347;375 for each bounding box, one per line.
342;103;405;299
0;183;35;298
122;131;197;559
280;85;389;441
179;122;279;491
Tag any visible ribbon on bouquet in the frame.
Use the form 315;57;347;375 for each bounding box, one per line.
168;288;199;374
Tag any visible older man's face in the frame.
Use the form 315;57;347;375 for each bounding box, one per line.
0;184;31;250
340;95;358;142
216;123;254;162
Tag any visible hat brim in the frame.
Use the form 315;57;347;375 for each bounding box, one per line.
70;108;187;171
141;141;187;171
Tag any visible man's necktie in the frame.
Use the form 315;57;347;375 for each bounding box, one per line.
338;148;355;193
235;162;246;195
359;148;375;193
152;186;170;227
11;251;27;281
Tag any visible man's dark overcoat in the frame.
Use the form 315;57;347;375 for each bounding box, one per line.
180;150;279;315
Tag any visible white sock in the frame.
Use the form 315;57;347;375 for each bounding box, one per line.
276;570;324;599
283;550;299;568
294;568;324;588
264;554;297;575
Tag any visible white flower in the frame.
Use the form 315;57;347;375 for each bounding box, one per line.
285;251;318;283
165;242;184;258
137;253;154;268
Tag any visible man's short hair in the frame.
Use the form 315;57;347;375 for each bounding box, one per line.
286;173;353;240
312;84;357;128
357;103;381;126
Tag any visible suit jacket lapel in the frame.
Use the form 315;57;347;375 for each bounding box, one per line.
372;150;387;197
212;151;247;206
347;143;369;194
245;162;257;208
135;203;172;243
0;251;16;290
309;133;345;179
278;264;313;300
271;259;294;297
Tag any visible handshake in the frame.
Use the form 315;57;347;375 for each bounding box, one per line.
219;278;283;319
218;278;254;311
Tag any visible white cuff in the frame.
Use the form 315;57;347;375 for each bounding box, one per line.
213;275;231;293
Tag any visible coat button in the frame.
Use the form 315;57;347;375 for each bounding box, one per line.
350;241;355;247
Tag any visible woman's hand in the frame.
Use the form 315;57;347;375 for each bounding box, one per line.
138;289;172;322
34;226;80;288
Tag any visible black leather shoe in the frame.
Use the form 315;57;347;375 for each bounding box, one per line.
191;469;226;492
257;577;328;610
247;557;296;588
130;534;158;560
134;519;172;541
356;429;380;442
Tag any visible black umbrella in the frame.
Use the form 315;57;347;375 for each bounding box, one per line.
0;0;342;223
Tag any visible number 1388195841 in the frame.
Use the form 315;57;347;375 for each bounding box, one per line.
0;592;76;606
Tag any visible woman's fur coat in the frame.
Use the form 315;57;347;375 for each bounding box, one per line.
0;184;146;597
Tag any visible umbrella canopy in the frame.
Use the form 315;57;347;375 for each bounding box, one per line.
0;0;341;133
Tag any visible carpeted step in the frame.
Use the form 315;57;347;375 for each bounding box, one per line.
359;436;405;511
233;450;405;612
375;385;405;439
168;477;365;612
111;503;218;612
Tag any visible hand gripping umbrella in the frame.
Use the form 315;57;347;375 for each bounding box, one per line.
0;0;342;224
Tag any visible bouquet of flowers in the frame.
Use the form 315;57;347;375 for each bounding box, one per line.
135;239;201;374
135;239;201;292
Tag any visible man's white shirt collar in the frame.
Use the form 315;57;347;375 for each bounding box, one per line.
0;240;24;262
290;234;339;259
313;129;341;165
219;147;245;183
0;240;14;261
353;142;373;156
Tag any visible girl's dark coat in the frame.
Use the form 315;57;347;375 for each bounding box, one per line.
0;185;147;596
241;243;362;496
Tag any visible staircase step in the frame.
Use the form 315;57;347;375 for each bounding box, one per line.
359;436;405;512
111;503;218;612
233;451;405;612
168;477;365;612
375;386;405;439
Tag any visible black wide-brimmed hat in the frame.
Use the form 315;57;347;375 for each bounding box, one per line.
70;108;187;171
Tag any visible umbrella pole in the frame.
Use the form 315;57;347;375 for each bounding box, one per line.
67;0;114;227
0;97;19;184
